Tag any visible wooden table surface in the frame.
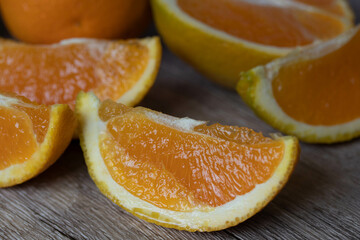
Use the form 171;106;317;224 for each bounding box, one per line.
1;2;360;239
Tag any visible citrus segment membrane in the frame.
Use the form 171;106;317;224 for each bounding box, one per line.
12;104;50;143
194;124;272;144
0;39;149;108
99;101;285;211
272;27;360;126
178;0;349;47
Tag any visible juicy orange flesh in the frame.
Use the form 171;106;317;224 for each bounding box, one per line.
98;99;132;122
99;102;284;211
0;40;149;108
272;29;360;125
293;0;345;16
178;0;347;47
0;94;50;170
0;107;38;170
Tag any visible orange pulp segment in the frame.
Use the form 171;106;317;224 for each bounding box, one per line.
0;39;150;108
272;27;360;126
178;0;350;47
0;94;50;170
98;101;285;211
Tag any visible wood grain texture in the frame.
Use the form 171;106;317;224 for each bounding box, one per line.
1;1;360;239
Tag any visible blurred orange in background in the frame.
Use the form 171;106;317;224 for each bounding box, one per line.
0;0;151;44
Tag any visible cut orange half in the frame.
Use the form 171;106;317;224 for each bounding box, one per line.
0;92;76;187
151;0;354;88
237;26;360;143
0;37;161;109
76;92;299;231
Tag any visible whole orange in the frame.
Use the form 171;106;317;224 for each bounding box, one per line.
0;0;151;44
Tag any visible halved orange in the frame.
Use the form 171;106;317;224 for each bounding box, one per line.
0;37;161;108
151;0;354;88
237;26;360;143
76;92;299;231
0;92;76;187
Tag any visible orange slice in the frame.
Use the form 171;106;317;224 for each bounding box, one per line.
237;26;360;143
151;0;354;88
76;92;299;231
0;37;161;108
0;92;76;187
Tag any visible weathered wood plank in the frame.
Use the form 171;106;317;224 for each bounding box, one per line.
0;143;238;240
1;1;359;239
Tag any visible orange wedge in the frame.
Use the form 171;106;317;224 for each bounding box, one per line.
76;92;299;231
151;0;354;88
0;37;161;108
0;92;76;187
238;26;360;143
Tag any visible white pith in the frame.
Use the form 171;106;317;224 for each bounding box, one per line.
156;0;352;55
78;92;297;231
117;38;160;106
245;27;360;142
0;95;20;107
220;0;352;18
0;94;49;109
